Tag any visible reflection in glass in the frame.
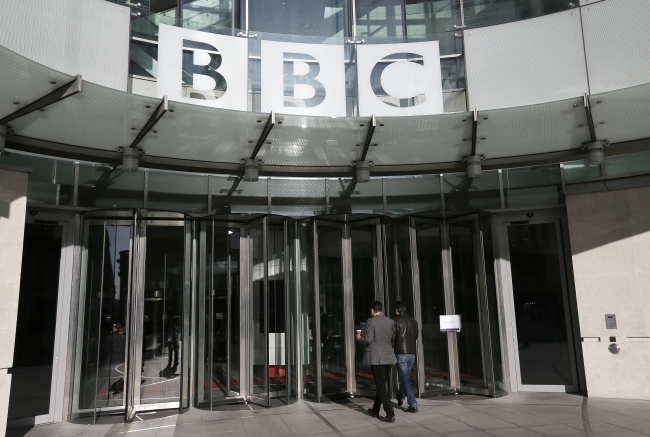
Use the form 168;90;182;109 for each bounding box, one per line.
356;0;404;40
299;220;317;399
249;0;347;38
317;227;347;394
140;226;185;404
449;222;487;389
508;223;573;386
415;224;450;389
8;224;62;420
268;221;287;398
250;223;268;397
72;218;132;422
351;226;379;392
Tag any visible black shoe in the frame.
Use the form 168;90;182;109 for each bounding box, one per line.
378;415;395;423
367;408;379;418
396;398;403;407
403;406;418;413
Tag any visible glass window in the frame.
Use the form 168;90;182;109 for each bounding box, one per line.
0;151;75;206
249;0;348;38
77;163;145;209
182;0;243;34
147;169;209;214
270;178;326;216
356;0;404;41
463;0;568;29
444;170;501;211
329;177;384;214
605;150;650;178
503;164;562;208
385;174;441;214
563;159;601;182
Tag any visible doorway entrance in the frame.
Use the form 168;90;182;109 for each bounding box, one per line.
70;210;191;423
7;211;74;429
304;213;496;401
496;211;583;393
194;215;297;409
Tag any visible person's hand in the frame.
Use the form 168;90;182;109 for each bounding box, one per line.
355;333;361;340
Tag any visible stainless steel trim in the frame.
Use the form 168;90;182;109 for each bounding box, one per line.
325;179;330;214
313;219;323;400
498;169;505;209
440;174;445;210
409;217;426;396
73;162;79;207
382;177;387;216
342;224;355;394
143;169;149;208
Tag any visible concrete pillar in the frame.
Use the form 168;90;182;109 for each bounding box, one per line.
0;166;29;434
566;187;650;400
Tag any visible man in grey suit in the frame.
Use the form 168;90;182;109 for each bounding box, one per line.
356;300;396;422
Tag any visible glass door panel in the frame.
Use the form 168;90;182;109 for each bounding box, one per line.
249;220;268;402
507;221;578;390
298;219;317;399
139;224;185;405
317;225;347;396
268;219;287;398
72;213;133;423
448;219;489;391
350;224;383;393
414;222;451;391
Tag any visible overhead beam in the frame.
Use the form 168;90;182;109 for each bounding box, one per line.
471;108;478;156
584;93;597;142
250;111;275;159
359;113;377;161
130;95;168;149
0;75;82;125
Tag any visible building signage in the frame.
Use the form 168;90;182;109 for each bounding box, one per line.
439;315;462;332
157;24;443;117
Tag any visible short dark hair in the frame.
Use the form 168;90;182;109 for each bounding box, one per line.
370;300;383;312
395;301;407;314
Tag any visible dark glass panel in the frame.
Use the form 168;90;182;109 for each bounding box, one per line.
318;227;347;394
449;222;487;389
8;224;63;420
415;224;450;389
508;223;573;385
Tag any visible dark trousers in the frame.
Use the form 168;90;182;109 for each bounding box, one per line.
371;365;395;417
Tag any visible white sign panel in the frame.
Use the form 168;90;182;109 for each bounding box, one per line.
439;315;462;332
157;24;248;111
357;41;444;117
261;41;346;117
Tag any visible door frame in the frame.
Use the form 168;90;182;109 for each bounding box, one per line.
126;211;189;420
495;209;584;393
7;210;76;428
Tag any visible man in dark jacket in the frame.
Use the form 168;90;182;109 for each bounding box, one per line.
356;300;396;422
393;301;419;413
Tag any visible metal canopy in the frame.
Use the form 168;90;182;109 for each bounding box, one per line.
2;44;650;177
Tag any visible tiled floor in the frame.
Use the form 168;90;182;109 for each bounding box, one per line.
6;393;650;437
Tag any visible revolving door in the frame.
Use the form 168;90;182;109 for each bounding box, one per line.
301;213;496;401
70;210;192;423
194;215;298;409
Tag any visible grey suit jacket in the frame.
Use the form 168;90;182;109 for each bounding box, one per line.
357;314;396;365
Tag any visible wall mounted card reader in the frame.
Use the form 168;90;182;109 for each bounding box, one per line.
605;314;617;329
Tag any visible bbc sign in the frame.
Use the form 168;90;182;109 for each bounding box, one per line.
157;24;443;117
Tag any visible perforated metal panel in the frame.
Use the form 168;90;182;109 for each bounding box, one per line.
9;81;160;152
478;97;591;159
0;0;130;91
373;112;472;165
257;115;367;167
464;10;589;110
582;0;650;94
0;46;74;123
590;83;650;144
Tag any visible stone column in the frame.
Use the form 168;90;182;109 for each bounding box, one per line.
566;187;650;400
0;166;29;434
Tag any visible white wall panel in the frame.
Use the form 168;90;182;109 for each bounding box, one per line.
464;10;589;111
0;0;130;91
582;0;650;94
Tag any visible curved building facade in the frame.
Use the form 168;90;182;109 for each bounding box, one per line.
1;0;650;433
